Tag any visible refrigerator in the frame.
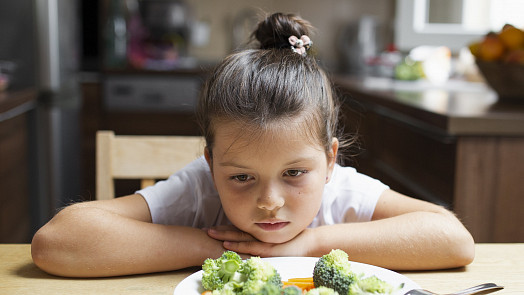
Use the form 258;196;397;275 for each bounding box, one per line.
0;0;83;236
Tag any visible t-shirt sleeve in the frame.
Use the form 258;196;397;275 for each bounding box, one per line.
313;164;389;226
136;156;222;227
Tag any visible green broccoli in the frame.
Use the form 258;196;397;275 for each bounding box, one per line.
202;251;246;292
281;286;302;295
210;285;237;295
313;249;357;295
349;275;402;295
256;283;282;295
201;252;283;295
314;249;400;295
241;256;283;295
305;286;340;295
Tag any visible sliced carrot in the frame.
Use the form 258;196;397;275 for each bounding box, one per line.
283;281;314;287
286;277;314;282
201;291;213;295
282;277;315;291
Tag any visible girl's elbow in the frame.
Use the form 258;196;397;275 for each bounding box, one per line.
31;224;71;277
450;230;475;267
32;228;57;275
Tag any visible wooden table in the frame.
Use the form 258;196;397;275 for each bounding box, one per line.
1;244;522;294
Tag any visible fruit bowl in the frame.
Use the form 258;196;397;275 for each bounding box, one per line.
476;60;524;102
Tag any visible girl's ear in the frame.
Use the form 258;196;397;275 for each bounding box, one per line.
204;147;218;189
326;137;339;183
204;147;213;174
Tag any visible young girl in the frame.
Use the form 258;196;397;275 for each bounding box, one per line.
31;12;474;278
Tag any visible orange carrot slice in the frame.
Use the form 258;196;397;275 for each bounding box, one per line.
286;277;314;282
283;277;315;291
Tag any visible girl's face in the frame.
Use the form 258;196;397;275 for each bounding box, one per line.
205;120;338;244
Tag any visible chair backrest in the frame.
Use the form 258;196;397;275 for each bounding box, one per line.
96;130;205;200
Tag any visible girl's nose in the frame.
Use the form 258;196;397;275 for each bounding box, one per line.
257;183;285;211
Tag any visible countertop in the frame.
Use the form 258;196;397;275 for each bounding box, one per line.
0;88;37;122
1;244;522;294
333;75;524;136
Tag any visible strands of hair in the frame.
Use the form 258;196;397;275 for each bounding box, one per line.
197;12;354;162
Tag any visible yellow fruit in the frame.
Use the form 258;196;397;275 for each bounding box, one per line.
499;26;524;50
478;36;505;61
469;41;481;58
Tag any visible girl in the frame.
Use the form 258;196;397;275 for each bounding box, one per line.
31;12;474;278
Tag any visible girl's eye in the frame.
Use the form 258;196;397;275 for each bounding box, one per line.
231;174;251;182
284;169;307;177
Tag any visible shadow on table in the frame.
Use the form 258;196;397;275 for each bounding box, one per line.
400;266;467;275
14;262;200;280
14;262;54;279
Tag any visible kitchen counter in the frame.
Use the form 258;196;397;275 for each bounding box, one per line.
333;76;524;135
0;88;37;122
333;76;524;242
1;243;522;294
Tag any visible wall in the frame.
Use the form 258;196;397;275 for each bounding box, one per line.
186;0;396;69
0;0;36;90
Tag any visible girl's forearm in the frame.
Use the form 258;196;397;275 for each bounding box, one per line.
310;211;474;270
31;205;224;277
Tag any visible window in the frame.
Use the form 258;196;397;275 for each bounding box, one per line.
395;0;524;52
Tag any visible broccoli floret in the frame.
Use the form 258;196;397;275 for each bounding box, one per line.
256;283;283;295
241;256;283;295
348;276;401;295
305;286;340;295
202;251;246;291
211;284;237;295
202;252;283;295
313;249;357;295
314;249;401;295
282;286;302;295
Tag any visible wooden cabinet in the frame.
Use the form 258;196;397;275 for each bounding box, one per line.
343;103;456;207
0;89;37;242
335;76;524;242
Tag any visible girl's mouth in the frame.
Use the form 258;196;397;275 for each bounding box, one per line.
256;221;290;231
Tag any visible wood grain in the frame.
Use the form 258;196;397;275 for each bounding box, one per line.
0;244;522;294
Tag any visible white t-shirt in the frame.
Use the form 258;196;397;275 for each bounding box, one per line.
137;157;389;228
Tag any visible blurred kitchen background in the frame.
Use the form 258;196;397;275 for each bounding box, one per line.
2;0;524;243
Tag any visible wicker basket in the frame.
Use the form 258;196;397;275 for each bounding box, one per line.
476;60;524;102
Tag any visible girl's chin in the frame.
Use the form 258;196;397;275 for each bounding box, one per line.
252;231;296;244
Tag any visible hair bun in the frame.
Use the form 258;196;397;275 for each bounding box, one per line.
253;12;314;50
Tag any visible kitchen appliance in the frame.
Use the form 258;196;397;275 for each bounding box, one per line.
35;0;82;224
0;0;82;233
104;74;202;112
103;0;201;114
338;16;388;75
110;0;195;70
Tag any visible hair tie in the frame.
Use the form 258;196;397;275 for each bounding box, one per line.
288;35;312;56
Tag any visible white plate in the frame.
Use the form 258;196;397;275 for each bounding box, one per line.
173;257;420;295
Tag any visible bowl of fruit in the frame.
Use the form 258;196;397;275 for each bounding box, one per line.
470;24;524;102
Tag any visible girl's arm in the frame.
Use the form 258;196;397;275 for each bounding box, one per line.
31;194;226;277
211;190;475;270
309;189;475;270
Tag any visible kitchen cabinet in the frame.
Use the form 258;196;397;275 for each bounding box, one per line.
334;76;524;242
0;89;37;242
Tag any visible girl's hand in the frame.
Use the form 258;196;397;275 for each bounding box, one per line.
205;225;258;259
205;225;258;243
206;226;315;258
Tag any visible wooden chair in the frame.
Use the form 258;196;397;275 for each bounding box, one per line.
96;130;205;200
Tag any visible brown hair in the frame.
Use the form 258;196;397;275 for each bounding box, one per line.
197;12;346;159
